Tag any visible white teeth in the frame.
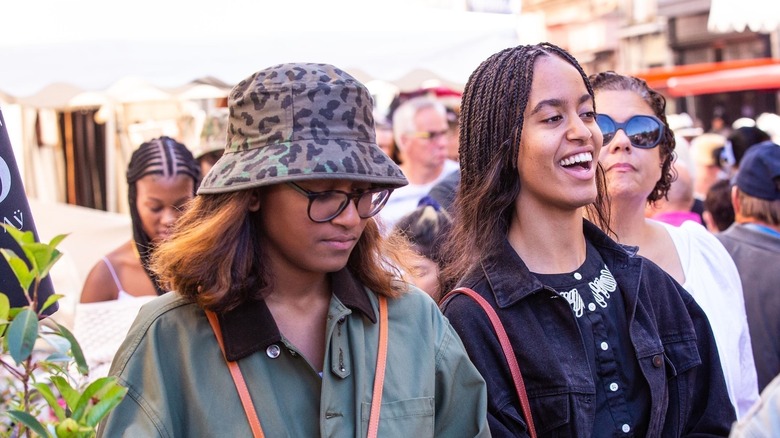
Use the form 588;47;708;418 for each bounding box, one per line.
560;152;593;167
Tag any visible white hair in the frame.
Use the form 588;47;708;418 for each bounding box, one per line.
392;96;447;147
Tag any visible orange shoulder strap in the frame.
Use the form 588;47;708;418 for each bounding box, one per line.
206;310;265;438
206;296;389;438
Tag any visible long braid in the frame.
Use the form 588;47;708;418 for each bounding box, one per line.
127;136;200;295
442;42;608;293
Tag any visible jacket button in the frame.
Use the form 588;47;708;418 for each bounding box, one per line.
266;344;281;359
652;354;663;368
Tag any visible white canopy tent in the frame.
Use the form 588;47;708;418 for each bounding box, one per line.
0;0;531;99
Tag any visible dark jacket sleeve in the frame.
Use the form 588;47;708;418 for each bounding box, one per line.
442;293;531;438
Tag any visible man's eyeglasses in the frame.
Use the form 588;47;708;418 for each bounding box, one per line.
287;182;393;223
596;114;665;149
409;129;449;141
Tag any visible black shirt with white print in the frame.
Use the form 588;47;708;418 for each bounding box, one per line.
533;240;650;437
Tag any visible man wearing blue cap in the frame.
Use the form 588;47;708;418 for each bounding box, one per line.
717;142;780;393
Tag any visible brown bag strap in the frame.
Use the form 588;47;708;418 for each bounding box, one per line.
205;296;389;438
206;310;265;438
440;287;538;438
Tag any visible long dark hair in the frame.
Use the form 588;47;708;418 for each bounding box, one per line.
440;42;610;292
127;136;200;295
589;71;676;203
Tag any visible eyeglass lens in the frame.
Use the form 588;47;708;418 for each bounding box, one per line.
309;189;390;222
414;130;449;141
596;114;663;149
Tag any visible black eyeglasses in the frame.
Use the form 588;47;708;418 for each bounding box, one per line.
287;182;393;223
596;114;665;149
409;129;449;141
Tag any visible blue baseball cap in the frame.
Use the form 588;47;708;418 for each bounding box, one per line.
735;142;780;201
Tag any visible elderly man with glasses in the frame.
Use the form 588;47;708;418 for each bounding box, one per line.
377;96;459;232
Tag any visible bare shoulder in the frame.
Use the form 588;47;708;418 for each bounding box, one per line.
79;241;133;303
80;258;119;302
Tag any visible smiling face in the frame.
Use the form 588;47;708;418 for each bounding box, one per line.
515;55;602;213
595;89;663;202
136;174;195;243
257;179;371;281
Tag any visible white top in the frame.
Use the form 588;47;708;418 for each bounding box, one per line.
661;220;759;418
377;159;459;233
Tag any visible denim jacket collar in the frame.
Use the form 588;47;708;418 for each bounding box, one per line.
476;220;633;309
218;268;375;361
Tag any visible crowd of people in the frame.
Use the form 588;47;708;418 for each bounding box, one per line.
60;43;780;437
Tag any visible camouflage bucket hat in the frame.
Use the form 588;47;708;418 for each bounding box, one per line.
198;63;408;194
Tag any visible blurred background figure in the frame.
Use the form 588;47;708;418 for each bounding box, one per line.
75;136;200;377
373;108;400;164
444;106;460;162
721;126;772;179
703;178;736;233
193;108;228;176
689;133;728;200
391;196;452;300
717;142;780;393
646;161;702;226
378;96;458;231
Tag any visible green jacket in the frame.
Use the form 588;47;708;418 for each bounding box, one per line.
98;269;489;437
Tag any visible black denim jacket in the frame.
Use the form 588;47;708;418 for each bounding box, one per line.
441;221;735;437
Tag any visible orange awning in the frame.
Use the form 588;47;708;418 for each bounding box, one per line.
633;58;780;96
665;64;780;97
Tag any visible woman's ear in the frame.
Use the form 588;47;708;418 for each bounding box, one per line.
248;190;261;212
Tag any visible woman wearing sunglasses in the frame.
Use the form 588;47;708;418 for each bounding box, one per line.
97;63;489;437
591;71;758;419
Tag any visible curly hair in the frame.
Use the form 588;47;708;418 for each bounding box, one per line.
589;71;676;203
440;42;611;293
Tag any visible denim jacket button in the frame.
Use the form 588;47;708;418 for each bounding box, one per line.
652;354;663;368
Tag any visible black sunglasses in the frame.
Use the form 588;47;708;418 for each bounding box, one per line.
287;182;392;223
596;114;665;149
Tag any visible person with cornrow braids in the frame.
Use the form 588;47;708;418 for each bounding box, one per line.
439;42;734;437
75;136;200;377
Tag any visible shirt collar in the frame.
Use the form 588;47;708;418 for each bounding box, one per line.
474;220;631;308
218;268;376;361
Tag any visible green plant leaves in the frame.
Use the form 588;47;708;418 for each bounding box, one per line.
0;248;35;292
0;224;124;436
6;410;51;438
0;293;9;337
6;308;39;364
54;321;88;375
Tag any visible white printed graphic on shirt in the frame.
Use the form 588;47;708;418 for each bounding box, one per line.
589;266;617;308
560;265;617;318
560;289;585;317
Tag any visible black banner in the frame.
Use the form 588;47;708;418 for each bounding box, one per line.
0;107;57;314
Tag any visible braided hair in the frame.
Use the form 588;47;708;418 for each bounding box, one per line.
127;136;200;295
589;71;676;203
441;42;610;292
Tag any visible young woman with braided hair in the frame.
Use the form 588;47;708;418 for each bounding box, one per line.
80;136;201;301
440;42;734;436
75;137;199;378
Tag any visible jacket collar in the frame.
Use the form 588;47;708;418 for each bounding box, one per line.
474;219;632;309
218;268;375;361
